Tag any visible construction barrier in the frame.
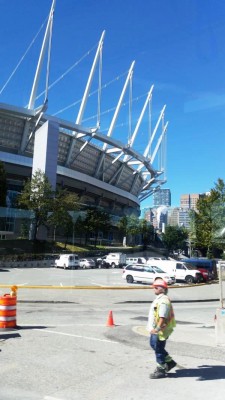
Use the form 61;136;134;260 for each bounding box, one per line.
0;293;17;329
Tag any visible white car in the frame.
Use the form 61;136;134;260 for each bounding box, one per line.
122;264;174;285
79;258;96;269
126;257;146;265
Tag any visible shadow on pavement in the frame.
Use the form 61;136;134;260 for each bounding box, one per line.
169;365;225;380
0;326;51;350
16;325;50;330
0;332;21;340
0;325;48;337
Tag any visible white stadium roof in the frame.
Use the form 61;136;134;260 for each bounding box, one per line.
0;0;168;216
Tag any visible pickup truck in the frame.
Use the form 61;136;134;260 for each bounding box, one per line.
97;252;126;268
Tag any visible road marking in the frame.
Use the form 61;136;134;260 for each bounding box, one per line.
17;282;28;286
91;282;108;287
34;328;119;344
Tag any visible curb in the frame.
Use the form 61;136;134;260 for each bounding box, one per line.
0;282;218;290
0;284;208;290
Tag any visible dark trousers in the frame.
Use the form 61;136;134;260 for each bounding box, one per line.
150;334;168;366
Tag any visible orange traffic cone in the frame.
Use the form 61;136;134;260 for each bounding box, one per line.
106;310;115;327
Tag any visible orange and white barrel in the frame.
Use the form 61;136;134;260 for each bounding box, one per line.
0;294;17;329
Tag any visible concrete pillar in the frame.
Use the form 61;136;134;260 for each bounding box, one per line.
32;120;59;240
32;120;59;190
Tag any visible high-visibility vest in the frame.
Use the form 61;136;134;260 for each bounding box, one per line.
154;295;176;340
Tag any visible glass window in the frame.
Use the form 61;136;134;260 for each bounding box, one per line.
145;266;154;273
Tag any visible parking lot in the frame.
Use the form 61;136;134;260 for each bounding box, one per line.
0;263;215;292
0;266;130;288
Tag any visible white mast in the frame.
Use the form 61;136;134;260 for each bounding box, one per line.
103;61;135;150
28;0;56;110
123;85;154;162
150;121;168;164
143;104;166;158
76;30;105;125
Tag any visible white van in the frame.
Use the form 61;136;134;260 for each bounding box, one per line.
54;254;80;269
122;264;174;285
126;257;146;265
146;260;203;284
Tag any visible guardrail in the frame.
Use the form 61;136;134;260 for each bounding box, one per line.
0;260;53;268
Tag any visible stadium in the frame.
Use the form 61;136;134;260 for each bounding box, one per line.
0;1;168;239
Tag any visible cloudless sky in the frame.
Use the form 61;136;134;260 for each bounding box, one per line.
0;0;225;209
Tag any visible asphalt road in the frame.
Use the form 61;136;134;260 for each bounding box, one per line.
0;268;224;400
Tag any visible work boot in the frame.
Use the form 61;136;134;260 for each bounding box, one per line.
149;367;166;379
165;360;177;372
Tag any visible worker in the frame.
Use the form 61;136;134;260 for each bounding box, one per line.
147;278;176;378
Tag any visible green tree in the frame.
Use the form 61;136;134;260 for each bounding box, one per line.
139;219;155;248
127;215;143;245
83;208;112;246
193;178;225;257
117;215;154;246
128;215;141;237
161;225;188;253
117;216;129;236
62;213;73;249
0;161;7;206
48;189;79;241
74;215;85;245
117;216;129;245
18;170;54;240
20;219;30;239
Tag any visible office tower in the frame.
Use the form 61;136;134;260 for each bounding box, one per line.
180;193;205;211
167;207;191;229
153;188;171;206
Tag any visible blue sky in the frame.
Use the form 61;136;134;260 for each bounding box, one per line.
0;0;225;209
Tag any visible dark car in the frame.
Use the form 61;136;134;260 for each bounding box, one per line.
96;259;110;269
196;267;209;282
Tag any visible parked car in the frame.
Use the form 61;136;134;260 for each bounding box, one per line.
106;253;127;268
122;264;174;285
151;265;176;285
146;257;168;261
96;255;107;263
126;257;146;265
97;253;126;268
146;259;204;284
96;259;111;269
79;258;96;269
180;258;217;280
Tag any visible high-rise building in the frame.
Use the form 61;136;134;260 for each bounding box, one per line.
178;209;191;228
153;189;171;207
167;207;179;226
180;193;205;211
167;207;191;229
142;207;152;222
